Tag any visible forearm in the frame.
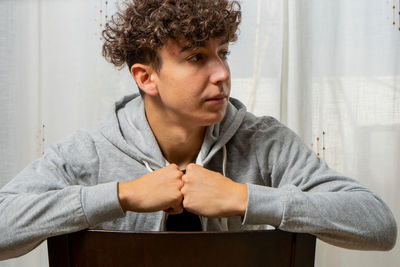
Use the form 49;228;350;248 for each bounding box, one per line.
227;182;248;217
0;182;124;260
242;183;397;250
281;188;396;250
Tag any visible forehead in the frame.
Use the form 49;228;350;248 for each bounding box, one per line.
159;38;229;57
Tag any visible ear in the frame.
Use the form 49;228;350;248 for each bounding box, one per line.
130;64;159;96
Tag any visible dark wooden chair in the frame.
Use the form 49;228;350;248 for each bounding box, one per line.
47;229;316;267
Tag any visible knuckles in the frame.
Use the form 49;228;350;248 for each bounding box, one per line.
186;163;197;171
180;185;187;195
176;180;184;189
169;163;179;169
182;174;190;183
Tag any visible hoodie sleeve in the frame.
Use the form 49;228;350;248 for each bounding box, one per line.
0;131;125;260
241;118;397;251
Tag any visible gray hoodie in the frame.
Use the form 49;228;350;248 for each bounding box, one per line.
0;94;397;260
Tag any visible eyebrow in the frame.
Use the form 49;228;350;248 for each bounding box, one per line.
179;39;229;54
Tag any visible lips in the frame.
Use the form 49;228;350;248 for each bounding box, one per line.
206;94;227;101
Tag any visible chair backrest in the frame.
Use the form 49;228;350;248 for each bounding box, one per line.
47;229;316;267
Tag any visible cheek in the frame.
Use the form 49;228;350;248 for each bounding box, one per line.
166;67;199;88
179;72;209;97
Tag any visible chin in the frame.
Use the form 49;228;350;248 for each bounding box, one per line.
200;111;227;126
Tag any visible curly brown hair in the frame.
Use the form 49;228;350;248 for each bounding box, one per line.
102;0;241;73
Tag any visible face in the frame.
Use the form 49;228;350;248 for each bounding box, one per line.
149;37;231;127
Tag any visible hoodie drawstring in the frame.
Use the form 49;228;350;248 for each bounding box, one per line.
143;160;153;173
221;145;229;231
222;145;227;177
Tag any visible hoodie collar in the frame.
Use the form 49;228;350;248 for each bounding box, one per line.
199;98;247;164
99;93;247;169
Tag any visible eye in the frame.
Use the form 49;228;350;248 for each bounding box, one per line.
219;50;231;60
186;53;204;62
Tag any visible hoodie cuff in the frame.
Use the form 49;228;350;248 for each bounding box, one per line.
81;182;125;227
241;183;285;227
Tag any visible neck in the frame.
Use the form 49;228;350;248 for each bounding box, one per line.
144;97;206;170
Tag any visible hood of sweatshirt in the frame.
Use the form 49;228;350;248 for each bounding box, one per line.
98;93;247;170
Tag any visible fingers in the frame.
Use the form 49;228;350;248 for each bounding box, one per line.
164;204;184;214
162;189;183;214
181;174;189;185
166;163;185;184
185;163;198;172
161;164;211;215
167;164;179;172
176;178;184;190
181;164;201;185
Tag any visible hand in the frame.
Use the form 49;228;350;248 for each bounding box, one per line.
118;164;184;214
180;163;248;218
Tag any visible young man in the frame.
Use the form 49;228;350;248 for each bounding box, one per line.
0;0;397;261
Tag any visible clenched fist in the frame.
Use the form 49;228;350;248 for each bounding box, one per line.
118;164;184;214
180;163;248;218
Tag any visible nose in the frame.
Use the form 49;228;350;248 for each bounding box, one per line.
209;58;230;85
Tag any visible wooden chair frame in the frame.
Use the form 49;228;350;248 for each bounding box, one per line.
48;229;316;267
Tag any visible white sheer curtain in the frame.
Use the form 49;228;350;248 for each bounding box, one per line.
0;1;46;266
0;0;398;266
285;1;400;266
